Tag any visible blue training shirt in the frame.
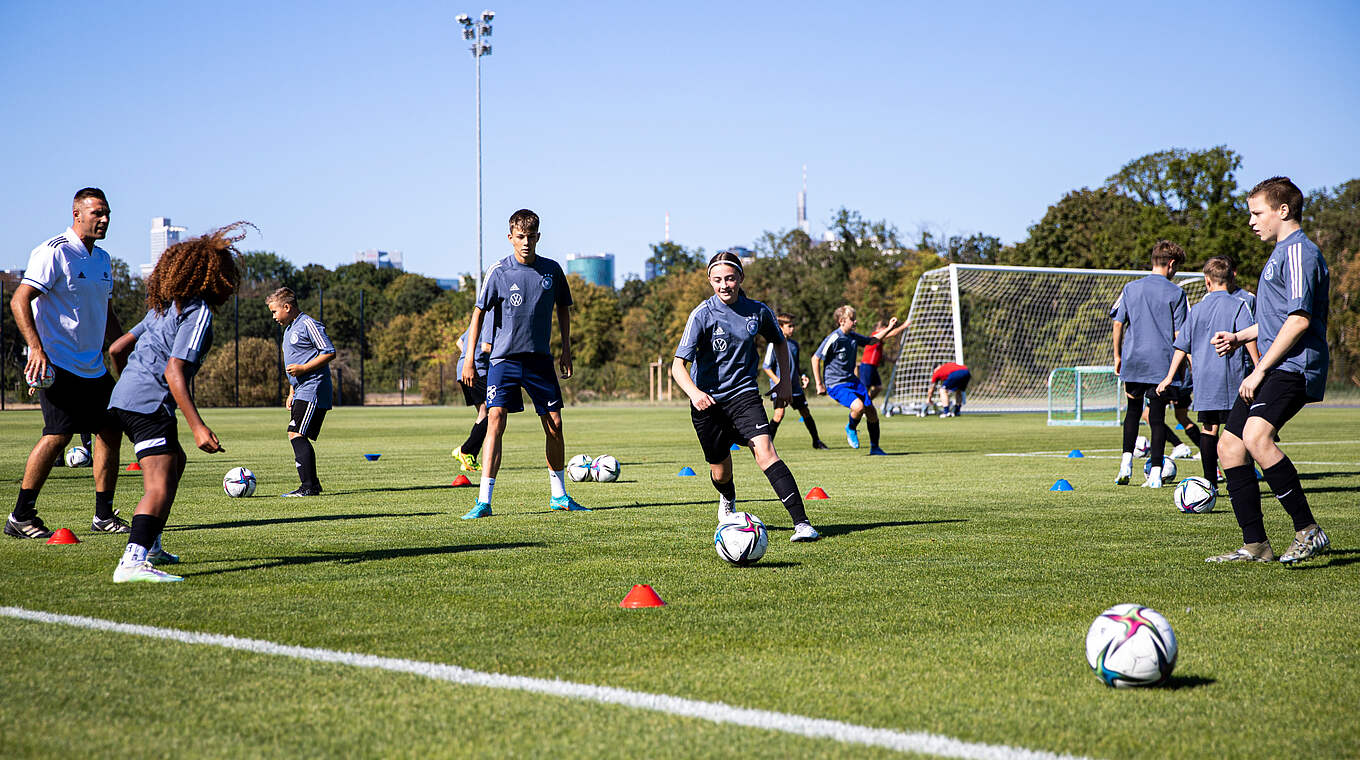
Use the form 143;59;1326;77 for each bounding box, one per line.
1109;274;1188;385
476;254;572;362
108;300;214;416
1255;229;1330;400
763;337;804;396
461;314;495;378
814;328;874;388
1174;290;1255;412
284;313;335;408
676;294;783;403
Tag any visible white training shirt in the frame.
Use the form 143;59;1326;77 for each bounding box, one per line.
21;227;114;377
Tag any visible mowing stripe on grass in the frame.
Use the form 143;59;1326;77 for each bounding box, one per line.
2;605;1093;760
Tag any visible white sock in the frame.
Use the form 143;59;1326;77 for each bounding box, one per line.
549;469;567;499
479;476;495;504
122;542;149;566
1120;452;1133;470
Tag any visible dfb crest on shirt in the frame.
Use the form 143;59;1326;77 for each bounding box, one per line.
508;292;524;307
290;332;300;345
746;317;759;335
541;274;553;290
1263;261;1276;281
486;385;497;403
712;337;729;352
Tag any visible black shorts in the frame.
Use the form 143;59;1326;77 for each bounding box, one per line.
39;367;115;436
288;399;328;440
767;389;809;412
113;408;182;459
461;372;488;407
1170;386;1192;408
1225;370;1310;438
1123;382;1170;403
1197;409;1230;426
690;390;771;465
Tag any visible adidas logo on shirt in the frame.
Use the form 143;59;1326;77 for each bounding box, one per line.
714;326;725;335
77;272;87;279
510;284;521;291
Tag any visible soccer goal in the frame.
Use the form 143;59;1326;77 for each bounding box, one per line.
884;264;1206;415
1047;365;1120;426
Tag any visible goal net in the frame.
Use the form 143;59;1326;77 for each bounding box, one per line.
884;264;1207;414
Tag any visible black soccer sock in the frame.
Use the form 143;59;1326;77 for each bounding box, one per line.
1181;422;1200;443
460;418;488;458
1147;396;1169;468
94;490;115;521
1199;432;1219;483
291;436;320;491
803;413;820;442
769;418;781;440
81;433;93;449
762;459;809;525
1224;465;1266;544
1261;457;1316;531
867;419;880;447
127;513;166;552
1122;395;1144;453
711;477;735;502
12;489;39;521
1162;423;1182;448
847;413;860;430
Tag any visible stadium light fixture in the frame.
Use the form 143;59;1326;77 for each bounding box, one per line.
455;9;495;294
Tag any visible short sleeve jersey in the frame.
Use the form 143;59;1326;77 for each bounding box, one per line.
462;315;495;378
1173;290;1255;411
108;300;214;415
676;294;783;402
1109;275;1188;384
284;313;336;408
861;342;883;366
815;328;874;387
475;254;572;362
21;228;114;377
931;362;968;383
762;337;803;390
1255;230;1330;399
1230;287;1257;315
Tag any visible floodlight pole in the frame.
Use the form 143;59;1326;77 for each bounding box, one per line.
458;10;495;295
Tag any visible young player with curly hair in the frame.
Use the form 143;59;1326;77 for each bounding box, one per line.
105;223;245;583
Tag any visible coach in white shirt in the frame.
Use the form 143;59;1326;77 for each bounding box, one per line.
6;188;127;539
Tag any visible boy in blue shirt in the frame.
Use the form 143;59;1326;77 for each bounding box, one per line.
1110;240;1188;487
267;288;335;497
1208;177;1331;564
1157;257;1259;485
761;312;826;449
811;306;898;455
459;209;585;518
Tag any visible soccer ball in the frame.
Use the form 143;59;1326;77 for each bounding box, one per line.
1144;457;1176;481
223;467;257;498
1133;435;1149;457
1173;476;1216;513
567;454;593;482
1085;604;1177;688
27;365;56;389
591;454;620;483
714;512;769;566
64;445;91;467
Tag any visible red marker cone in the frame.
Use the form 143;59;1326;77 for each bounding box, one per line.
805;487;829;499
619;584;666;608
126;462;142;471
451;474;472;487
46;528;79;545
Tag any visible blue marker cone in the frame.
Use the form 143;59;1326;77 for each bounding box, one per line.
677;466;696;477
364;454;381;461
730;443;741;451
1050;479;1074;491
1068;449;1084;458
1175;423;1184;430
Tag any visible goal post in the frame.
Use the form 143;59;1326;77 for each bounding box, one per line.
1047;365;1120;426
884;264;1206;415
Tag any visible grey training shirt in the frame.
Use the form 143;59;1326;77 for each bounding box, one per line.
1255;229;1330;400
763;337;804;396
676;294;783;403
284;313;335;408
476;254;572;362
1109;274;1188;385
1173;290;1255;411
109;300;213;416
814;328;873;388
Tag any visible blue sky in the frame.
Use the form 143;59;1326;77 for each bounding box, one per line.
2;0;1357;286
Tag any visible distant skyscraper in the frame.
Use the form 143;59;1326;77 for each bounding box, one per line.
566;252;615;289
144;217;187;278
354;249;404;270
797;165;810;234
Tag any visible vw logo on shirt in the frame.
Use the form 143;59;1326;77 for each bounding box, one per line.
713;338;728;352
541;274;553;290
509;293;523;307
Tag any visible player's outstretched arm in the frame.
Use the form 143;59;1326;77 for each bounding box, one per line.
671;357;714;410
1111;320;1124;375
1155;349;1188;396
556;301;573;379
1212;323;1259;356
11;283;49;385
811;355;826;394
108;331;139;374
461;307;485;385
773;341;792;403
167;357;222;453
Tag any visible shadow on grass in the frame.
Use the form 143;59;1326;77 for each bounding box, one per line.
1295;469;1360;482
722;561;801;569
1162;674;1215;690
329;484;462;495
815;518;968;538
170;511;442;532
1290;485;1360;495
1282;548;1360;569
187;541;543;577
587;498;780;512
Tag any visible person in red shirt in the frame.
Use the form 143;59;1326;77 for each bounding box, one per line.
926;362;971;417
856;319;908;400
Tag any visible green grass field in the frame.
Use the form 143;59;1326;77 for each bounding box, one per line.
1;403;1357;759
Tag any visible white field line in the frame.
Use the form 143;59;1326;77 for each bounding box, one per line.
1;606;1094;760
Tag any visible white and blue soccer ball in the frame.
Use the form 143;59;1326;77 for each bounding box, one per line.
1173;476;1216;513
1133;435;1149;458
567;454;593;482
591;454;620;483
1144;457;1176;481
64;445;92;468
714;512;769;566
1085;603;1178;688
223;467;257;498
27;365;56;389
